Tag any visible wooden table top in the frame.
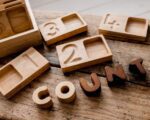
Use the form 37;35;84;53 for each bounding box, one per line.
0;11;150;120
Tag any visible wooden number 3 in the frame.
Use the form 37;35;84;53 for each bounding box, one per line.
62;44;82;64
44;22;59;36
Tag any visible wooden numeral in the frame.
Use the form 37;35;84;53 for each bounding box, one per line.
129;58;146;77
44;22;59;36
62;44;82;64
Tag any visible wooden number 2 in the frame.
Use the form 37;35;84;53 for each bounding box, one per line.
62;44;82;64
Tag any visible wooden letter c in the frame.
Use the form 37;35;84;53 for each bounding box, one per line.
32;86;53;109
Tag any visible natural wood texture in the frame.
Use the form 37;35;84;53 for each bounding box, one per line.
99;14;149;42
32;86;53;109
0;0;42;58
0;11;150;120
0;67;150;120
55;81;76;103
105;65;127;86
39;12;87;45
0;47;50;98
80;73;101;96
56;35;112;72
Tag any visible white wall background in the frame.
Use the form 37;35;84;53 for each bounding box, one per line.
29;0;150;18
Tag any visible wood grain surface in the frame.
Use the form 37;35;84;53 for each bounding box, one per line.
0;11;150;120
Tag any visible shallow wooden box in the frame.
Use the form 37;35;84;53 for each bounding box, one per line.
56;35;112;73
0;47;50;99
0;0;42;58
39;12;87;45
99;14;149;42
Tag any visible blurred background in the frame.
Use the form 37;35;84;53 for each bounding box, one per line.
29;0;150;18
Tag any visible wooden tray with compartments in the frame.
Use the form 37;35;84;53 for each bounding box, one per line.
56;35;112;73
0;47;50;99
0;0;42;58
99;14;149;42
39;12;87;45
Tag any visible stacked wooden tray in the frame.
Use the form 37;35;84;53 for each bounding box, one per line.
0;0;42;57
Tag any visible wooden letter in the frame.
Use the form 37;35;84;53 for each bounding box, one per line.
39;12;87;45
99;14;148;42
129;58;146;77
56;35;112;73
0;47;50;98
32;86;53;109
55;81;76;103
80;73;101;96
105;64;127;86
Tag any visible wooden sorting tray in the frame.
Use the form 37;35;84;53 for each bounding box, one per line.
39;12;87;45
0;47;50;99
99;14;149;42
56;35;112;72
0;0;42;58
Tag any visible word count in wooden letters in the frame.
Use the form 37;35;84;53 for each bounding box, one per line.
39;12;87;45
99;14;148;41
56;35;112;73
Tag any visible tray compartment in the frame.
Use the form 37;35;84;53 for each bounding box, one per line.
61;13;84;31
125;17;147;35
84;37;108;59
7;6;32;34
0;65;22;94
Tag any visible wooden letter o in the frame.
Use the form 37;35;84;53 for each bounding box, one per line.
55;81;76;103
